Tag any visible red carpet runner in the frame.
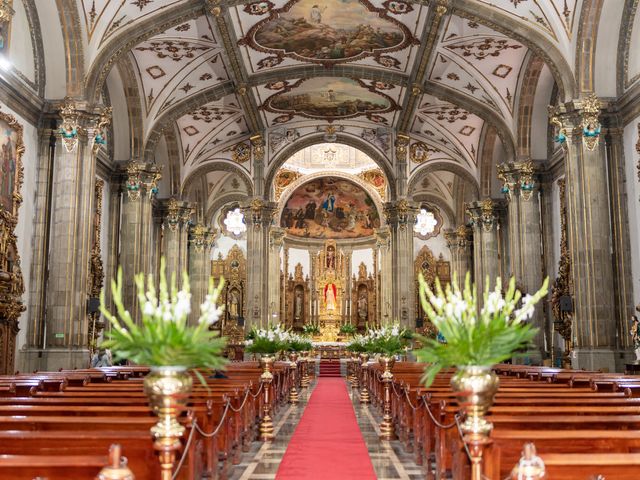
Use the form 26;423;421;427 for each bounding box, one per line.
276;378;376;480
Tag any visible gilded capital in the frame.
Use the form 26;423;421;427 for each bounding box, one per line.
497;160;537;201
250;134;265;163
395;133;410;163
466;199;498;233
125;161;162;201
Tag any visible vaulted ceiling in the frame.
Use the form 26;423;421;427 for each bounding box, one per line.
61;0;631;223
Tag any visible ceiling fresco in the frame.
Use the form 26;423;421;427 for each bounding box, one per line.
260;77;397;123
231;0;427;74
280;177;380;239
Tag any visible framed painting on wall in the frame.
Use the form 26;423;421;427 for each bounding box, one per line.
0;1;13;56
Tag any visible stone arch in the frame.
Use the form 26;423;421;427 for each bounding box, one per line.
266;133;395;200
515;54;546;158
575;0;604;94
206;193;250;229
617;0;639;95
412;193;457;226
181;160;254;200
57;0;85;96
115;57;145;160
407;160;480;198
275;171;386;227
22;0;45;96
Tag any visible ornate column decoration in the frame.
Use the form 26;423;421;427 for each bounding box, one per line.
549;95;619;370
0;1;15;23
456;225;472;281
551;178;572;367
384;200;418;327
497;161;545;361
125;162;161;202
58;100;81;152
88;179;105;357
394;134;410;197
0;108;25;374
251;134;265;198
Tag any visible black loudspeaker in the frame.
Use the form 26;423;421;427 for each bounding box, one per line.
87;297;100;314
416;317;424;328
559;296;573;312
237;316;245;327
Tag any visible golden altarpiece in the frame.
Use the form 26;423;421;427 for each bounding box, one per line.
414;246;451;336
0;110;25;374
211;245;247;359
313;241;345;340
284;263;311;330
351;262;376;329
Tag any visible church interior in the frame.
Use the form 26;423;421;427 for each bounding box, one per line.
2;0;640;479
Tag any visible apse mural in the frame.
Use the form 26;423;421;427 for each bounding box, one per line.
263;77;395;121
0;116;20;213
244;0;416;66
280;177;380;239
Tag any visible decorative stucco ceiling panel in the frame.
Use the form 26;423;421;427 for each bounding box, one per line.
230;0;425;75
80;0;188;58
412;94;484;172
175;94;248;166
129;16;230;124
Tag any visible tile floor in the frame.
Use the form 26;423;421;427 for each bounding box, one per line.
229;377;424;480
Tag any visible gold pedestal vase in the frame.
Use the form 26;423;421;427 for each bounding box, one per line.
259;355;275;441
288;352;299;404
359;353;370;404
143;366;193;480
351;353;360;388
378;356;397;440
300;351;310;388
450;365;500;480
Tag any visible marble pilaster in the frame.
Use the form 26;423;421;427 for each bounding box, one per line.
384;200;418;328
268;227;286;324
467;199;501;299
187;224;216;326
375;228;392;325
444;225;472;283
120;162;161;325
498;161;545;362
242;199;277;330
162;198;194;286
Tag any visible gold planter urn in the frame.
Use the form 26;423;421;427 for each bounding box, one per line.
450;365;500;480
143;366;193;480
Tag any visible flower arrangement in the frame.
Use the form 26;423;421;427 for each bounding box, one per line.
99;259;227;370
365;323;413;356
245;324;291;354
415;272;548;386
302;323;320;336
346;333;372;353
285;332;313;352
339;323;357;336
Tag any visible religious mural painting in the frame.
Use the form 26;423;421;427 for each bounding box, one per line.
241;0;417;67
280;177;380;239
262;77;398;122
0;114;18;213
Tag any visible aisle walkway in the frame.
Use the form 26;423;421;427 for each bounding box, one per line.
230;375;422;480
276;378;376;479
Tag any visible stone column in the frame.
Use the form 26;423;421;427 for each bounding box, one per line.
242;200;277;330
162;198;194;286
498;161;545;362
308;248;319;324
549;95;623;371
375;227;392;325
120;162;162;324
467;199;500;298
187;224;216;326
342;248;352;322
39;102;111;369
268;227;285;324
444;229;460;281
384;200;418;328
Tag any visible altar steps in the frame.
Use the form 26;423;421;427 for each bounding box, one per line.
318;359;342;377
